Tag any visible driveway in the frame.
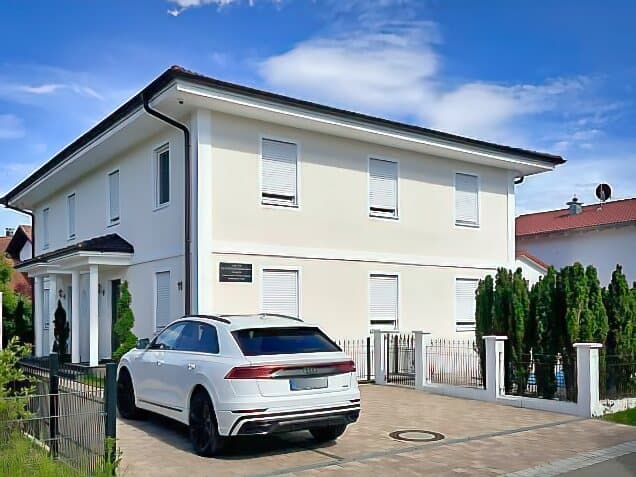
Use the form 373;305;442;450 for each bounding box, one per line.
117;385;636;476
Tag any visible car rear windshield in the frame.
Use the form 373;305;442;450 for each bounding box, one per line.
232;327;341;356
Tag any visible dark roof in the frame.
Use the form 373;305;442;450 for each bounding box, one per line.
6;225;32;260
516;197;636;237
16;233;133;269
2;66;565;205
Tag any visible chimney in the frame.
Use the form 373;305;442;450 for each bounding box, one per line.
5;227;14;237
566;196;583;215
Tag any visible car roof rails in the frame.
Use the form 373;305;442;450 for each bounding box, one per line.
257;313;304;322
182;314;231;324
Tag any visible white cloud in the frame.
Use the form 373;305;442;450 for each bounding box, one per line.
258;25;593;147
0;114;25;140
16;83;65;94
166;0;253;16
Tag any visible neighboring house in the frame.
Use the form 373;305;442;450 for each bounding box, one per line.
1;226;32;296
517;196;636;285
515;249;548;286
1;66;564;366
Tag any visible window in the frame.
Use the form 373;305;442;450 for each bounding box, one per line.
261;138;298;207
233;327;340;356
455;173;479;226
176;322;219;354
155;146;170;207
455;278;479;331
108;170;120;224
67;193;76;239
42;208;50;249
155;271;171;331
369;158;398;218
262;269;299;318
150;322;186;350
369;274;398;330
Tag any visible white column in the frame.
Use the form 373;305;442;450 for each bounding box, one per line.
34;276;43;356
414;331;431;389
373;330;386;385
89;265;99;367
484;335;507;400
574;342;603;418
48;274;57;353
71;270;80;363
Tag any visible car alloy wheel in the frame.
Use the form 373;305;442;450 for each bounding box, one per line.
189;391;224;456
117;370;144;420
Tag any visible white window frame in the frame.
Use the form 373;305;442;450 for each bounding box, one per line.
67;192;76;240
454;277;479;332
42;207;50;250
154;143;171;210
368;272;400;332
259;136;301;209
454;171;480;228
368;156;399;220
107;169;120;226
260;267;301;318
154;269;172;332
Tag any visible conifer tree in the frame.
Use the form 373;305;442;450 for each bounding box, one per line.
112;281;139;361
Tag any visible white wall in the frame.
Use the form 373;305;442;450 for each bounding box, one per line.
515;257;545;286
196;111;514;338
518;224;636;285
31;125;186;336
19;241;31;261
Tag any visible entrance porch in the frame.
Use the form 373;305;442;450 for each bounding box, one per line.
17;234;134;366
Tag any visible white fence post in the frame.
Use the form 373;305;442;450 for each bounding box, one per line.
484;335;507;400
574;342;603;418
413;331;431;389
0;291;3;350
373;330;385;384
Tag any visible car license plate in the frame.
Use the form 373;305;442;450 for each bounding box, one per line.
290;377;328;391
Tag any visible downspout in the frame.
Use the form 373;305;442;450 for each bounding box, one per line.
514;176;525;185
141;93;192;315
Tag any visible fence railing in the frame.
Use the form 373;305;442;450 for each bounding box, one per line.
3;353;118;474
336;337;373;382
384;333;415;387
427;339;484;389
601;355;636;401
505;352;577;402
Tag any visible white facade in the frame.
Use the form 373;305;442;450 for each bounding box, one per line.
518;224;636;285
4;68;561;364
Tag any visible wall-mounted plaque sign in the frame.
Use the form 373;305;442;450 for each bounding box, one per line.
219;262;253;283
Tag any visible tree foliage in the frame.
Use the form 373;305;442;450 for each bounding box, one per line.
112;281;138;361
1;254;33;348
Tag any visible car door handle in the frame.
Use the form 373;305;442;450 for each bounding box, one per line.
156;360;165;366
187;363;196;371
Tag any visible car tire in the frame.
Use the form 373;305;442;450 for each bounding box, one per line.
117;369;146;420
310;424;347;443
189;390;225;457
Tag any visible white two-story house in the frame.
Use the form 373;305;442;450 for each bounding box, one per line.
2;66;564;366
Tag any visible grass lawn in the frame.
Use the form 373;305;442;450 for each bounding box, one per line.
603;408;636;426
0;434;116;477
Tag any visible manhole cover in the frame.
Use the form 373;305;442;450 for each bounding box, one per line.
389;430;445;442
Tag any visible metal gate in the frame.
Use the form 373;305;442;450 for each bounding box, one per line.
384;333;415;386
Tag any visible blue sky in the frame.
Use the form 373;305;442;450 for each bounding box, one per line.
1;0;635;231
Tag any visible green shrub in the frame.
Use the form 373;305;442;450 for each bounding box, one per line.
112;281;138;361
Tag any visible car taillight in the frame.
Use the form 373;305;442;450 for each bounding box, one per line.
224;360;356;379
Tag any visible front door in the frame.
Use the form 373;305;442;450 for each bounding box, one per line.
111;280;121;355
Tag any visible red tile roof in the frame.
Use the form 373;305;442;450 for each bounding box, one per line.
516;249;550;270
516;198;636;237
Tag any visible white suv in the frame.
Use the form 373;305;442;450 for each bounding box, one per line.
116;314;360;456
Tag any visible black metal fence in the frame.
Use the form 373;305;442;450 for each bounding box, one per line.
600;355;636;401
506;352;577;402
427;339;484;389
337;337;373;382
1;354;117;474
384;333;415;387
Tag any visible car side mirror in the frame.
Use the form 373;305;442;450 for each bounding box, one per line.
136;338;150;349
